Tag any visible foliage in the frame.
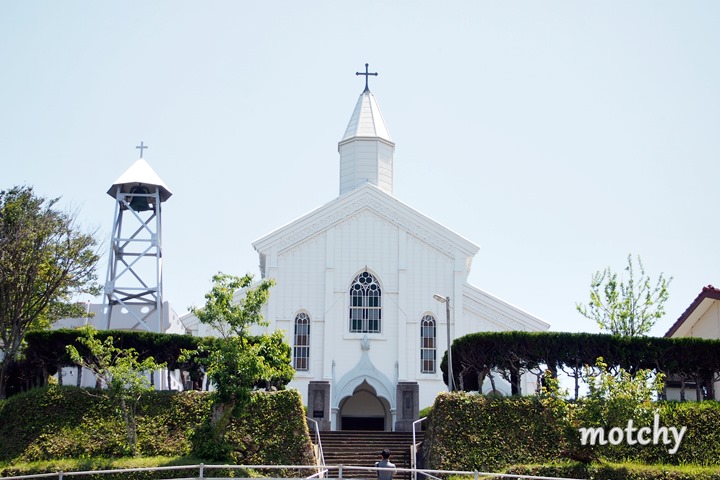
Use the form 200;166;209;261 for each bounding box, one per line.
0;386;314;470
424;380;720;472
0;457;261;480
66;326;167;456
423;392;568;472
566;358;665;462
184;272;293;460
190;272;273;340
581;357;664;424
0;185;100;399
577;254;671;336
448;331;720;399
506;461;720;480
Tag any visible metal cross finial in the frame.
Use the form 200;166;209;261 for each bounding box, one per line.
356;63;378;93
135;141;148;158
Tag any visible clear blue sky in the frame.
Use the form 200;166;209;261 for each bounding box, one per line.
2;2;718;336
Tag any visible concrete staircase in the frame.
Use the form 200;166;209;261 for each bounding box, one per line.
319;431;423;479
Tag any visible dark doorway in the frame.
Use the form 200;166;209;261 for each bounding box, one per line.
341;416;384;430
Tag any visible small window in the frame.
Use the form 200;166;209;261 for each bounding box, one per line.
293;312;310;371
349;272;382;333
420;315;436;373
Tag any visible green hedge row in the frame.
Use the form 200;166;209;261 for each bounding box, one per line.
423;392;720;473
5;329;292;397
423;393;567;473
0;386;314;468
447;331;720;395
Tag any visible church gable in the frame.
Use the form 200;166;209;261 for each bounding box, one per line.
253;184;478;267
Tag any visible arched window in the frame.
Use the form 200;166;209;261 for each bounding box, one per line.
349;272;382;333
293;312;310;371
420;315;436;373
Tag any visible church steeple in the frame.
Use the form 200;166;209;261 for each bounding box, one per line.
338;64;395;196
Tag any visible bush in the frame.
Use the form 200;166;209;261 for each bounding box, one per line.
423;392;567;472
0;386;313;469
423;391;720;473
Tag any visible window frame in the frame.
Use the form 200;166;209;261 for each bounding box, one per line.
293;312;310;371
348;272;382;334
420;314;437;374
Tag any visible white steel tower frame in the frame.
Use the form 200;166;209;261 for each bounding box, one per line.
104;158;172;333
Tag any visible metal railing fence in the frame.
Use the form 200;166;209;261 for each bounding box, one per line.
0;463;587;480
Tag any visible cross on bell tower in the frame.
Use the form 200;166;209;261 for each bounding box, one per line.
103;145;172;332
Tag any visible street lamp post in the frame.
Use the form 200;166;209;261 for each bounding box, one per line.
433;294;453;391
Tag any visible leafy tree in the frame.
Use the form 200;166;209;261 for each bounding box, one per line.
185;272;292;460
66;325;166;456
568;357;665;461
576;254;671;337
0;185;100;399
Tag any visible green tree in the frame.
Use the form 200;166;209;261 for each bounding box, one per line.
186;272;292;460
66;325;166;456
0;185;100;399
576;254;671;337
568;357;665;461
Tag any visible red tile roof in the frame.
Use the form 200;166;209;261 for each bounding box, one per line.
665;285;720;337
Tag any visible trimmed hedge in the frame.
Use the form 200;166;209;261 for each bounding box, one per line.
423;393;567;472
0;386;314;469
447;331;720;396
424;392;720;473
5;329;293;397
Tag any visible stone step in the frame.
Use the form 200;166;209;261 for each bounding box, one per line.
317;431;423;480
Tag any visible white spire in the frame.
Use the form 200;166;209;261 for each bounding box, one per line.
338;90;395;196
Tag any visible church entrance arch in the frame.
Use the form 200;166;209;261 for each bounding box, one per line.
338;380;391;431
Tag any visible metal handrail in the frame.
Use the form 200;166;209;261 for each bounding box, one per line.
0;463;588;480
305;417;325;470
411;416;427;480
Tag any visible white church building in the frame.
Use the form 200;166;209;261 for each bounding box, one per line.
186;67;550;431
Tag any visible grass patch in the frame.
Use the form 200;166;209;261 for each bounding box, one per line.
0;456;274;479
505;459;720;479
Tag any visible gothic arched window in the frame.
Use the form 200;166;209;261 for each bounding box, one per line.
420;315;437;373
349;272;382;333
293;312;310;371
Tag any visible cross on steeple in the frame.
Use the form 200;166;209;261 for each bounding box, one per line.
135;141;148;158
356;63;378;93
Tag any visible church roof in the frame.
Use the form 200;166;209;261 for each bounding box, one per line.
463;283;551;332
665;285;720;337
107;158;173;202
253;183;479;266
340;91;392;143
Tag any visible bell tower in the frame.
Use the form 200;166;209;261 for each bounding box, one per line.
338;63;395;196
104;143;172;332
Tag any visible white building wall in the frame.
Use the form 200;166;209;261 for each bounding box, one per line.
265;208;465;409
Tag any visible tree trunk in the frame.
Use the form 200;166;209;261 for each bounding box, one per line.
510;367;521;396
210;398;237;444
119;395;138;456
0;361;8;400
680;378;686;402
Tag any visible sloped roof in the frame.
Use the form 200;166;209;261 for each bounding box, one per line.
107;158;173;202
463;283;550;332
340;91;392;143
253;183;479;260
665;285;720;337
